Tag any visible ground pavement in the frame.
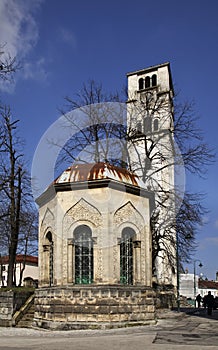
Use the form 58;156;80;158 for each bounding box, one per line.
0;307;217;350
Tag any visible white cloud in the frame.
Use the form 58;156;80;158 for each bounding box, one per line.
201;216;209;225
0;0;42;58
0;0;43;91
23;57;48;82
59;28;77;48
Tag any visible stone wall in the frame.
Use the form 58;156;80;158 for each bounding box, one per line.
153;284;176;309
0;289;34;326
34;285;156;330
0;290;14;326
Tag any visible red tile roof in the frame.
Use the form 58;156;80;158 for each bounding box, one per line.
0;255;38;265
198;279;218;290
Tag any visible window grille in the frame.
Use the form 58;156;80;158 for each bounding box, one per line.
120;228;134;285
74;225;93;284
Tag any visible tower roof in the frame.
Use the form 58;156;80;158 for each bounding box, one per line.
126;62;174;94
126;61;171;77
36;163;154;208
54;162;146;188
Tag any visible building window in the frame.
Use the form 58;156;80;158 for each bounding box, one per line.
145;76;150;88
152;74;157;86
138;78;144;90
120;227;135;285
136;121;142;134
144;117;152;133
153;118;159;131
74;225;93;284
46;231;54;286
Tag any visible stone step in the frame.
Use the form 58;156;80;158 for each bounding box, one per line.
15;301;35;328
16;321;33;328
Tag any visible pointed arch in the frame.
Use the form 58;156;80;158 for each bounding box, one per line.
63;198;102;238
41;208;55;231
114;201;144;232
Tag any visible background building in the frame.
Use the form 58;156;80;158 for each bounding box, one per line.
0;255;38;287
180;272;218;300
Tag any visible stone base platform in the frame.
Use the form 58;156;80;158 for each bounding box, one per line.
33;285;156;330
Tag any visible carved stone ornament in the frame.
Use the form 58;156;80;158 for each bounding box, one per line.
63;198;102;235
41;208;55;232
133;240;141;248
114;201;144;230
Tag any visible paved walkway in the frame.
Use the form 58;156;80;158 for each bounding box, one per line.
0;308;217;350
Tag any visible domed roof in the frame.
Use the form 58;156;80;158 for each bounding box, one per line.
54;162;146;188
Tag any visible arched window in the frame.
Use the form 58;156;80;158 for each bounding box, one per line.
138;78;144;90
153;118;159;131
136;121;142;134
74;225;93;284
145;76;150;88
151;74;157;86
45;231;54;286
120;227;135;285
144;117;152;133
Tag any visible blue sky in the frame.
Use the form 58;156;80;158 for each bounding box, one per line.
0;0;217;280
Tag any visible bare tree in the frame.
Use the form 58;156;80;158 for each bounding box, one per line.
125;89;214;279
0;44;37;287
0;106;37;287
16;210;38;286
55;80;126;173
0;44;19;83
51;79;214;280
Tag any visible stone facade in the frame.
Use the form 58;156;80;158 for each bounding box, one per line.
35;163;155;328
34;62;178;329
34;285;155;330
0;291;14;326
0;290;33;326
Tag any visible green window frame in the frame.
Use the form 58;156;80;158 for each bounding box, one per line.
74;225;93;284
120;227;135;285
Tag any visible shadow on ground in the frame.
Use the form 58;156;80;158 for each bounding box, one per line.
172;307;218;320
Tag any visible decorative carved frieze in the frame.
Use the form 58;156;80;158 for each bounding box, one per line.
63;198;103;235
114;201;144;230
